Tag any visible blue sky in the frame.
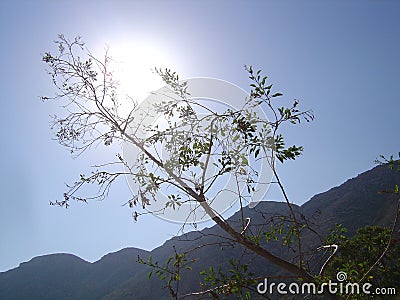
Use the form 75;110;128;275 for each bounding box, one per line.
0;0;399;272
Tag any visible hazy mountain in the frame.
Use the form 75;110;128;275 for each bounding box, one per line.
302;163;399;235
0;249;150;300
1;163;398;299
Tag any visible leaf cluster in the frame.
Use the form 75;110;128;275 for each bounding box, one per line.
200;259;257;300
324;225;400;299
137;248;195;300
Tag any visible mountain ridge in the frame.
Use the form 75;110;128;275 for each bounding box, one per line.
1;163;398;299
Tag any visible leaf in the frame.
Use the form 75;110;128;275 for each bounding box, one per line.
246;291;251;299
261;76;267;85
272;92;283;98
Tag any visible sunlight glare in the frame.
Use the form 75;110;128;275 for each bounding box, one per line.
110;43;169;116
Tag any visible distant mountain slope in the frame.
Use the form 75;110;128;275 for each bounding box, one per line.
301;163;399;235
0;253;91;300
1;163;398;299
0;248;149;300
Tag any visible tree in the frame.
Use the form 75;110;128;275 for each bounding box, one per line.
42;35;399;299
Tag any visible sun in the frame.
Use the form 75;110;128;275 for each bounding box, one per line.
109;42;171;114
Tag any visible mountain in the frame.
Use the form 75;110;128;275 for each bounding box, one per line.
0;254;91;300
0;249;150;300
302;164;399;234
1;163;398;299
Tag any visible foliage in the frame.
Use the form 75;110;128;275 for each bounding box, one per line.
375;153;400;194
137;247;195;300
42;35;312;220
199;259;257;300
324;225;400;299
326;224;348;245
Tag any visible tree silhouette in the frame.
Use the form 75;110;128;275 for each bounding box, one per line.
45;35;398;299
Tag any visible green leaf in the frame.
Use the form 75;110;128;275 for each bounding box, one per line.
245;291;251;300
